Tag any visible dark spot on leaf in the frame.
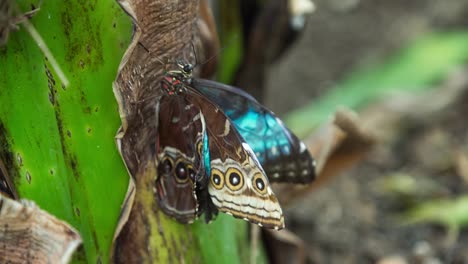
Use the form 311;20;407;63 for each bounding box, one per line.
70;158;77;170
25;171;31;184
16;153;22;166
45;64;56;105
67;130;72;138
0;121;20;197
48;92;54;104
90;228;101;255
61;0;103;70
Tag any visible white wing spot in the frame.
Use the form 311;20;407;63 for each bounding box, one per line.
193;113;201;122
270;146;278;156
171;116;180;123
299;142;307;152
219;119;230;136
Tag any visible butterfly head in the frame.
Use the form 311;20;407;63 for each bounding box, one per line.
164;60;193;83
177;61;194;76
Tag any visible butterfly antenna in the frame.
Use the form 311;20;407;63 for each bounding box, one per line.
191;41;199;66
138;41;168;68
138;41;150;53
195;35;239;68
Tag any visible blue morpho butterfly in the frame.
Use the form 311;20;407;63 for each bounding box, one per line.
155;61;285;229
154;60;315;230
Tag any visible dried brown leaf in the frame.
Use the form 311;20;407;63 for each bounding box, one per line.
275;108;375;205
0;194;81;264
262;228;307;264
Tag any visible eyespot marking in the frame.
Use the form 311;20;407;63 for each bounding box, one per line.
160;158;173;174
226;168;244;191
211;168;224;190
174;159;190;183
252;174;268;195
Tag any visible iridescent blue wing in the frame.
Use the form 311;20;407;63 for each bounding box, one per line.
192;79;316;184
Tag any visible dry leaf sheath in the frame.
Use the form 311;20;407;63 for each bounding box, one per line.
0;194;81;264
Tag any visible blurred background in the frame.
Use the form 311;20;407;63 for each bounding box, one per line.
215;0;468;263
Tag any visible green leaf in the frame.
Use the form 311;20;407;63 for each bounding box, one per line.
401;195;468;230
0;0;132;262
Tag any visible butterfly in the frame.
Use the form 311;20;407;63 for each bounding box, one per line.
154;60;316;229
155;63;284;229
